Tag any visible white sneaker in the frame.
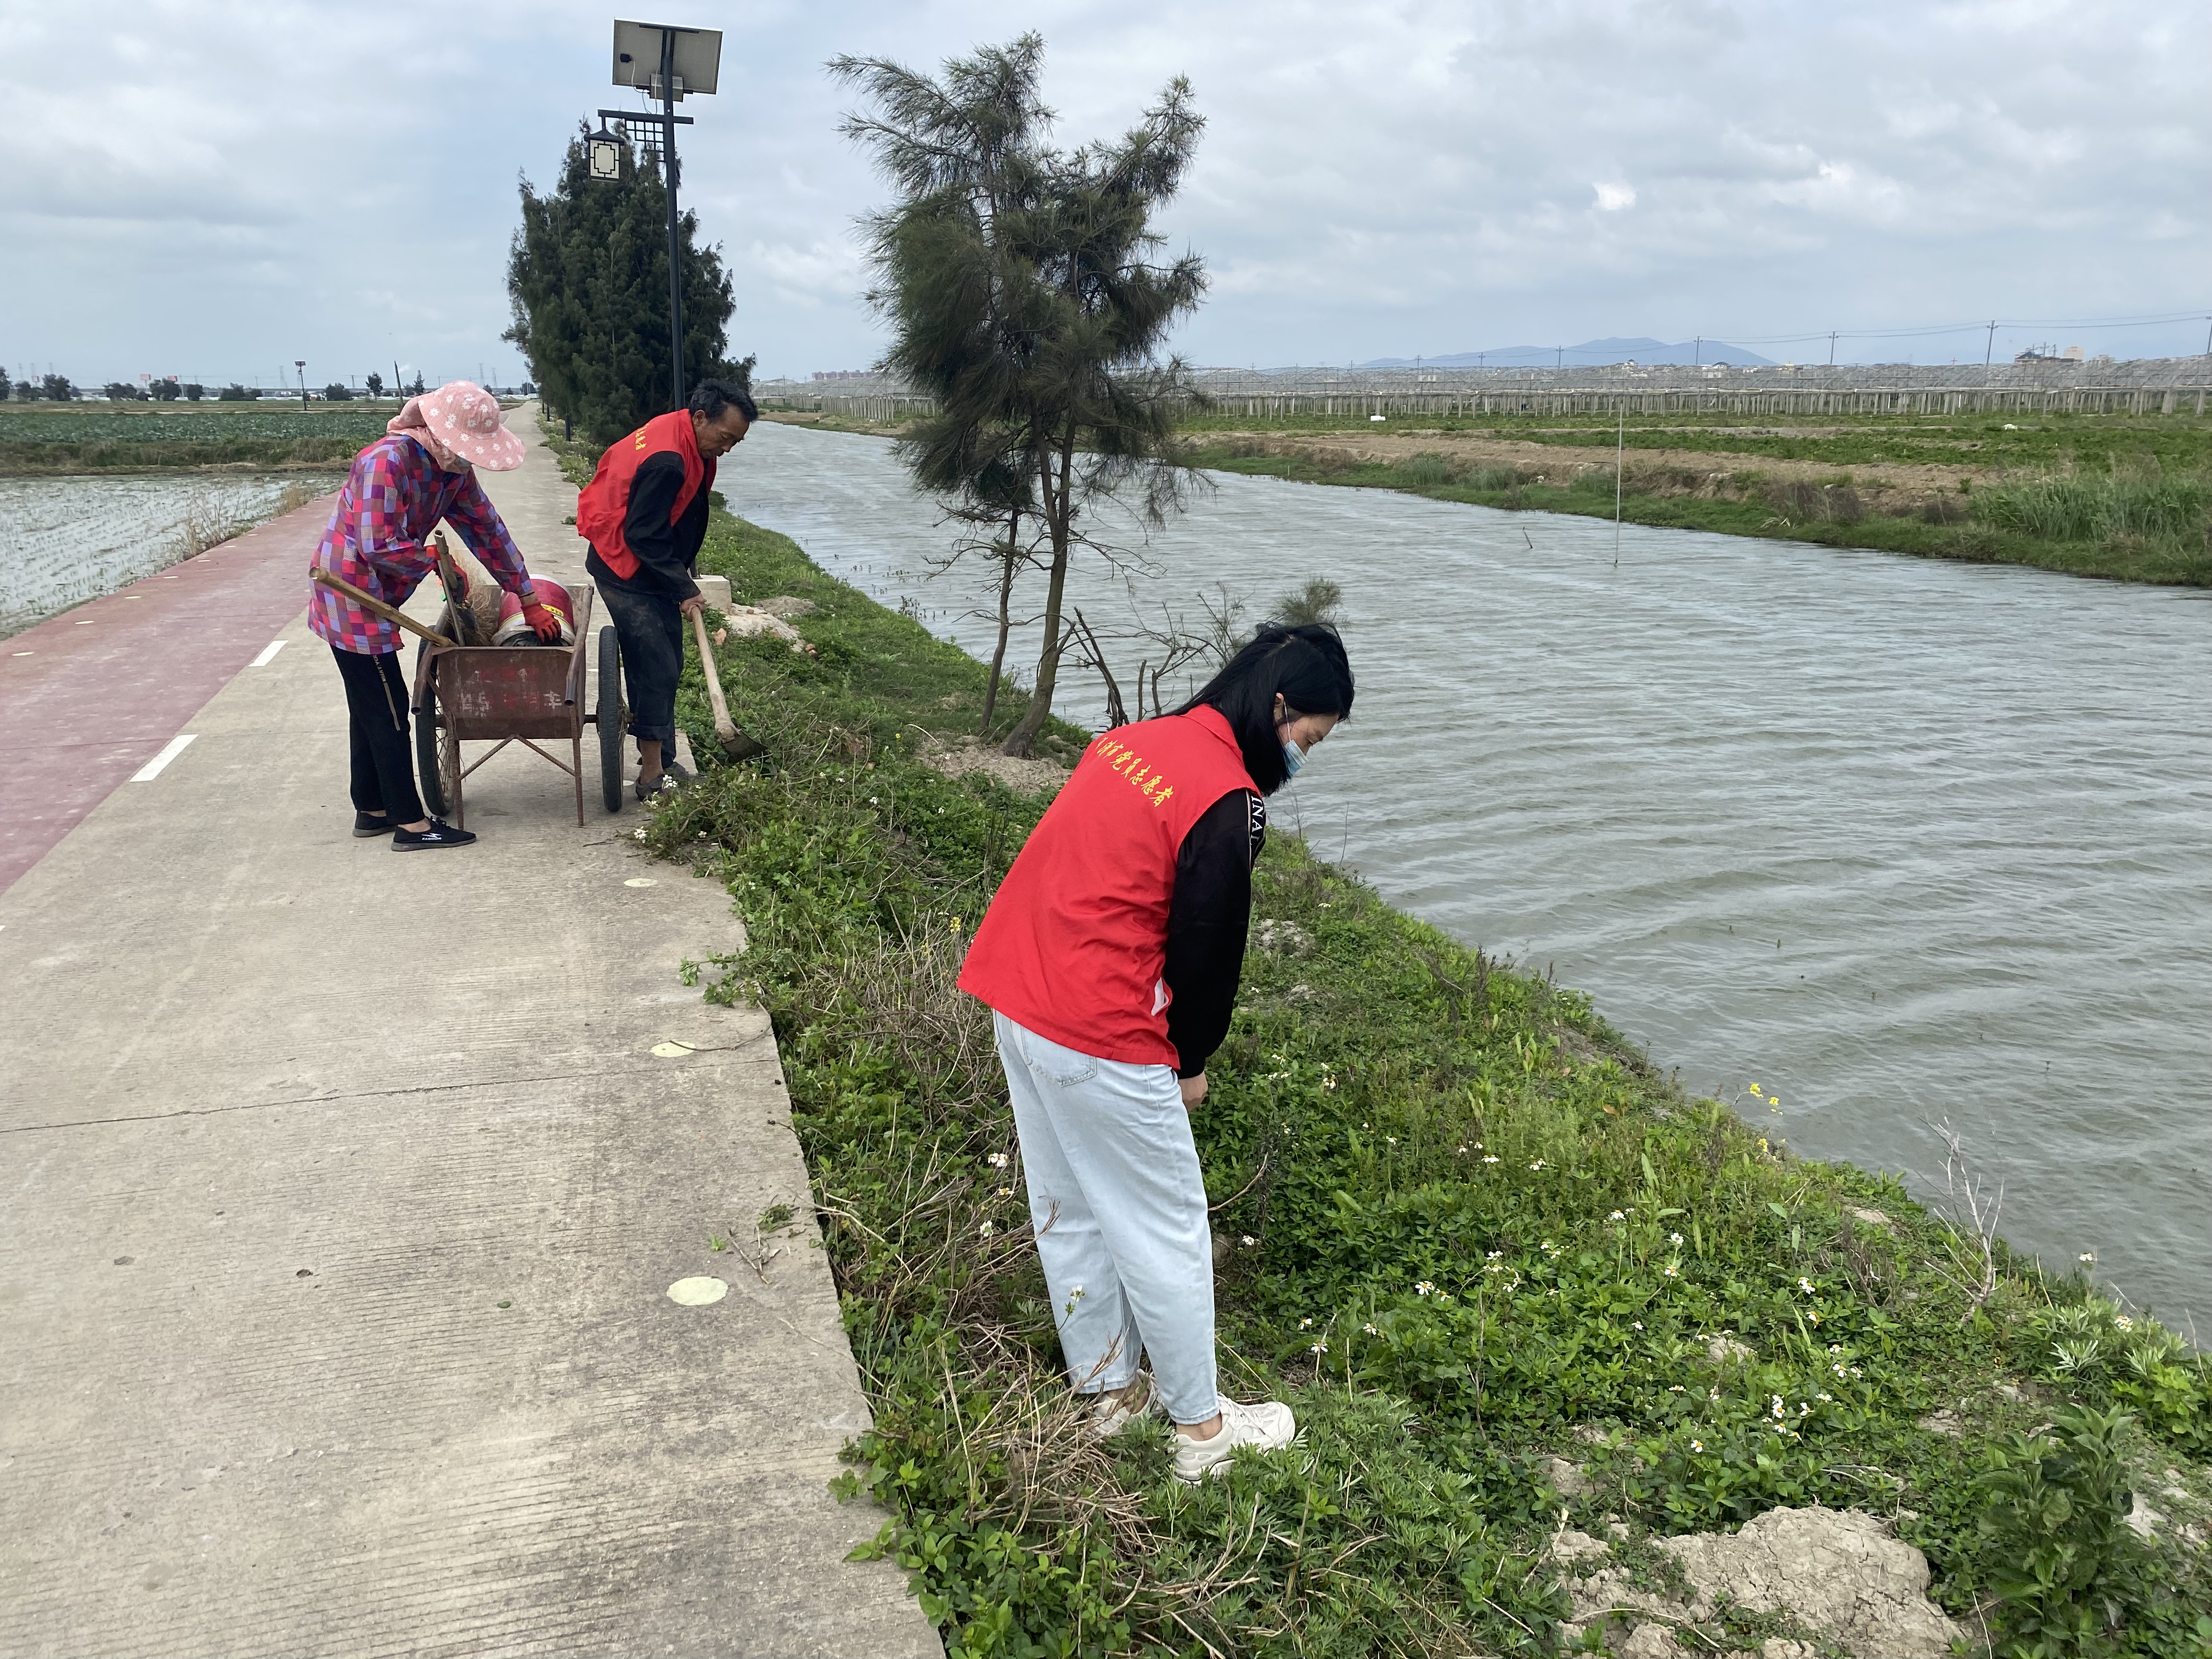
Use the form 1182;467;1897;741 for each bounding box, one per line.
1171;1397;1297;1483
1082;1373;1158;1439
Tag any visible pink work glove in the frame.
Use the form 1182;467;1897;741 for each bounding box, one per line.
522;599;563;642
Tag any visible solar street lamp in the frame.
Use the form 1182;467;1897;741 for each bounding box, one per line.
596;20;723;408
295;359;308;411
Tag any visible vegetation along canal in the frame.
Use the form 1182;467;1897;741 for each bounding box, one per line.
726;417;2212;1328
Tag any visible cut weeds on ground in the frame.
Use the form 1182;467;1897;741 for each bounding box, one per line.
634;501;2212;1657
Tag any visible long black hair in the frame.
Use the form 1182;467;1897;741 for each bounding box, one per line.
1173;622;1354;795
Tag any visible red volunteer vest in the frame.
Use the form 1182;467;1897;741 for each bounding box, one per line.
574;409;716;579
958;705;1258;1068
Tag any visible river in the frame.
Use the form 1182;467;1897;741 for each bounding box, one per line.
724;419;2212;1329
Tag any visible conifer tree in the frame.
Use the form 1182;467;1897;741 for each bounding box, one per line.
838;37;1209;755
505;126;746;443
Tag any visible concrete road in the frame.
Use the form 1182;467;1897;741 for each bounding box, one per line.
0;407;939;1658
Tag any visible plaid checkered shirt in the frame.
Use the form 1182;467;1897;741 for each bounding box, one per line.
309;434;531;653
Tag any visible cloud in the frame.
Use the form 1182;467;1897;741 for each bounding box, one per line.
2;0;2207;382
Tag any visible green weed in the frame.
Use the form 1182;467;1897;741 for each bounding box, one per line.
639;502;2211;1655
1974;469;2212;545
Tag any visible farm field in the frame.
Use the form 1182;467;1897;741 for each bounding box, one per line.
1175;406;2212;478
0;400;520;476
0;472;335;636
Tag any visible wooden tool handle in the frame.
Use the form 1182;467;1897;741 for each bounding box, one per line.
689;606;739;740
311;568;453;648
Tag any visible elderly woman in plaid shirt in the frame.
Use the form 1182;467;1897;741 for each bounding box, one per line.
309;382;560;849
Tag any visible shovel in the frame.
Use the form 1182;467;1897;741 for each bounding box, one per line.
689;604;764;761
312;568;463;647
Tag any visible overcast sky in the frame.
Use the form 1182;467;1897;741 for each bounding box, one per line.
4;0;2207;388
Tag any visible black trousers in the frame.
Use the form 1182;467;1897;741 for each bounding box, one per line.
595;580;685;748
332;645;425;822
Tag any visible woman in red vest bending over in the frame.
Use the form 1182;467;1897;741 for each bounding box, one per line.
576;380;755;799
958;623;1355;1481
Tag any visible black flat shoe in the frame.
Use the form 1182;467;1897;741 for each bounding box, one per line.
391;820;478;850
352;812;394;838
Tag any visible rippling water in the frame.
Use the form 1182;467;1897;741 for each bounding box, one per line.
725;420;2212;1327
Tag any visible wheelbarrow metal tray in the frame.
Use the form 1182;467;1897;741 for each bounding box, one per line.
434;646;582;740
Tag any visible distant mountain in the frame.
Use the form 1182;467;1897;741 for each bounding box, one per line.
1361;336;1779;369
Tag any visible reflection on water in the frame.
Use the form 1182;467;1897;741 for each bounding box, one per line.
725;420;2212;1328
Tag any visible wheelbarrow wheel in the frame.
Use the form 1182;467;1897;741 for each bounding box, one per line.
415;647;449;819
597;624;625;814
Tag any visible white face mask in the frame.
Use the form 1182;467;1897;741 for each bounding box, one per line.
1282;737;1307;778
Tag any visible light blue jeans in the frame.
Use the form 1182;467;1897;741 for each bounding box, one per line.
994;1013;1218;1425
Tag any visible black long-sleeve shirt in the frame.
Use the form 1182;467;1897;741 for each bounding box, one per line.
583;451;709;603
1163;788;1267;1077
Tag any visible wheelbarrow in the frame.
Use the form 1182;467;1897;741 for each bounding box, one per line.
309;568;628;825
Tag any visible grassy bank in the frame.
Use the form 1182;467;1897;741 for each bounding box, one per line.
1181;442;2212;586
633;501;2212;1656
1171;410;2212;478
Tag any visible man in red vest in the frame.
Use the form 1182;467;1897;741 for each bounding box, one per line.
575;380;757;798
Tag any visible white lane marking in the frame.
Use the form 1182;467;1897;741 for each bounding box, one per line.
132;735;197;782
250;639;288;668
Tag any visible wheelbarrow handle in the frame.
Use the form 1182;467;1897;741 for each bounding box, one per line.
312;568;459;648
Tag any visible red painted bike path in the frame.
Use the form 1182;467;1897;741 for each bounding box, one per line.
0;495;337;896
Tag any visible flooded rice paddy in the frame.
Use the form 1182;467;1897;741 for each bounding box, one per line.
0;473;334;638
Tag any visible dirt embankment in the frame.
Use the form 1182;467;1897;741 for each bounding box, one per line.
758;410;909;439
1199;427;1991;513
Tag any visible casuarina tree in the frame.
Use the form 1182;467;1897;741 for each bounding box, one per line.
505;126;746;444
837;35;1209;755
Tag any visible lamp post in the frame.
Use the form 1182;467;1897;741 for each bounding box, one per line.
601;20;723;410
295;360;308;412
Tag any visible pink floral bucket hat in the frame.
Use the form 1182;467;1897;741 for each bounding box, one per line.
387;381;526;471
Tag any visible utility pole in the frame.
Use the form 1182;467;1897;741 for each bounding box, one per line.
1694;335;1702;366
1984;320;1997;368
295;360;307;412
1613;403;1623;569
1828;330;1838;366
598;22;720;412
656;29;683;408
